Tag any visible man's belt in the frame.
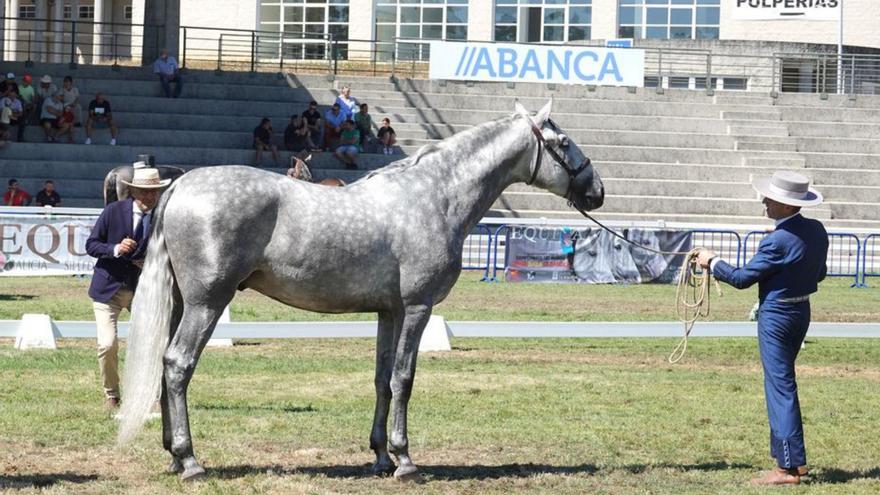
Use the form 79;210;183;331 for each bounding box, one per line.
775;295;810;304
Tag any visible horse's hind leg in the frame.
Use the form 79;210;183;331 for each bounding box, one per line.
370;309;402;476
164;298;230;481
163;288;185;474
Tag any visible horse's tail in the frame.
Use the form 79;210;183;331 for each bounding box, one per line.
118;181;179;446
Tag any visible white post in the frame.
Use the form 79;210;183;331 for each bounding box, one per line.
7;0;20;61
837;0;843;94
52;0;63;63
92;0;105;62
34;0;47;62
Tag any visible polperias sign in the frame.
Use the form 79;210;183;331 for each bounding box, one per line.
429;41;645;87
733;0;840;21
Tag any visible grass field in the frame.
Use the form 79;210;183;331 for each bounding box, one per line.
2;272;879;322
2;337;880;494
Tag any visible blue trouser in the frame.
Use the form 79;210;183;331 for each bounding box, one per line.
757;300;811;469
159;74;183;98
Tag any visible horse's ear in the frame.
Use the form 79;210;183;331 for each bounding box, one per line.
514;100;533;123
305;154;312;162
535;98;553;123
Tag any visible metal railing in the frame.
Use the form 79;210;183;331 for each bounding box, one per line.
463;224;493;281
861;234;880;287
743;231;862;287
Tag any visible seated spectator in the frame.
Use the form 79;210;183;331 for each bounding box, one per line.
284;115;318;153
334;119;360;170
40;92;73;143
36;75;58;111
287;152;313;182
301;100;323;147
0;89;25;142
4;179;31;206
85;92;118;145
153;48;183;98
61;76;83;126
378;117;397;155
354;103;376;152
35;180;61;207
335;85;358;120
18;74;36;125
253;117;280;165
323;103;345;150
0;72;19;96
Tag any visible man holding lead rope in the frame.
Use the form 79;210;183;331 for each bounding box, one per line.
695;171;827;486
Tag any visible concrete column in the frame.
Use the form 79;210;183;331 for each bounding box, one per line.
93;0;106;61
7;0;20;61
52;0;64;62
34;0;47;62
143;0;179;65
347;0;372;61
591;0;618;42
469;0;493;42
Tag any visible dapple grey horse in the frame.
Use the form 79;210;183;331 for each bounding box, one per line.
103;165;186;204
118;101;604;482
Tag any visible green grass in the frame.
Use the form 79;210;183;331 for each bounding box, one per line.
1;273;879;322
1;337;880;494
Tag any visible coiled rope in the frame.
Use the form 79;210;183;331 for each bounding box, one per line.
570;206;721;363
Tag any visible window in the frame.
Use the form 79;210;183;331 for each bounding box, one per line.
125;6;133;20
618;0;719;40
494;0;592;44
79;5;95;19
258;0;349;60
375;0;468;61
63;5;72;19
19;5;36;19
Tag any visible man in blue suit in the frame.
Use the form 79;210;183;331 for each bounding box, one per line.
86;166;170;410
696;171;827;486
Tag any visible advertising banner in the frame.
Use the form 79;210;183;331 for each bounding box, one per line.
505;226;692;284
429;41;645;87
0;213;98;276
732;0;840;21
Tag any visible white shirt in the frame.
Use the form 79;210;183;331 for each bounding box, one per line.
113;202;152;257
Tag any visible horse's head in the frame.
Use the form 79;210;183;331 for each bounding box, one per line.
515;100;604;212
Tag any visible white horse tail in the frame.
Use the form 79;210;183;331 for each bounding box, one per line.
118;181;179;446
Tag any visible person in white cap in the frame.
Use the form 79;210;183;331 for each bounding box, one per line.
696;171;828;486
35;75;57;111
85;166;171;410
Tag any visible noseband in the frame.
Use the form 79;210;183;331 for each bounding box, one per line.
525;118;592;204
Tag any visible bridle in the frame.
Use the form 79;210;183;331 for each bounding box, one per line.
524;116;593;207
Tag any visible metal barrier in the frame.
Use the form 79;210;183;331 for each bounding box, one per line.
462;224;493;281
690;229;742;267
861;234;880;287
490;224;511;282
743;231;862;287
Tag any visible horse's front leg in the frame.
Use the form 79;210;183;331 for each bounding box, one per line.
370;309;402;476
389;303;432;481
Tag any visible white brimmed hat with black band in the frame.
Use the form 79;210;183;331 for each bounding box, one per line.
121;167;171;189
752;171;823;208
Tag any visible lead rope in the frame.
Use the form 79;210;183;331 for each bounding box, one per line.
570;206;721;363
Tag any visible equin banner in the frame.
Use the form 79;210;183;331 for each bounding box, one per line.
429;41;645;87
732;0;840;21
0;213;98;276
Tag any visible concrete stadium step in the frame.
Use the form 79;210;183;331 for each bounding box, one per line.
484;208;846;227
820;184;880;203
735;140;799;152
742;156;806;168
721;110;782;121
803;152;880;169
781;106;880;124
728;124;790;137
586;145;801;166
796;137;880;154
713;94;776;105
787;121;880;139
827;201;880;221
508;179;755;200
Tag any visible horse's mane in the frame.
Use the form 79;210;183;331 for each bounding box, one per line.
363;114;516;181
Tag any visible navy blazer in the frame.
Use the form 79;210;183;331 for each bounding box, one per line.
713;214;828;303
86;198;148;303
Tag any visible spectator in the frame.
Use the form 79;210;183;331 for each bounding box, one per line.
287;152;313;182
301;100;323;147
378;117;397;155
334;119;360;170
41;92;73;143
85;92;118;145
335;85;358;120
153;48;183;98
323;102;345;150
0;72;19;96
354;103;375;152
18;74;36;124
36;75;58;111
0;89;25;142
60;76;83;126
4;179;31;206
284;115;318;153
35;180;61;207
253;117;280;165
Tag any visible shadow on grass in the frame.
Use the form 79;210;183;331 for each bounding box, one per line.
0;294;36;301
211;460;753;481
0;473;99;489
811;467;880;484
193;403;316;414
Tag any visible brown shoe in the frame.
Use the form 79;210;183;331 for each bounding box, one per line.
104;397;120;411
797;466;809;477
750;467;801;486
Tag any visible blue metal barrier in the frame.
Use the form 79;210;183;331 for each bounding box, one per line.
861;234;880;287
462;224;493;281
690;230;742;267
743;231;862;287
489;225;511;282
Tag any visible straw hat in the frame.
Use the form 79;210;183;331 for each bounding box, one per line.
40;75;52;84
121;167;171;189
752;171;823;207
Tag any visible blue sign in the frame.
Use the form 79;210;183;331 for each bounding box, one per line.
605;39;634;49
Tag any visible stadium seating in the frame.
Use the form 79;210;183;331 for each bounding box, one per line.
2;62;879;229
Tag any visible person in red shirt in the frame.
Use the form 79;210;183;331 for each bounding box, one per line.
4;179;31;206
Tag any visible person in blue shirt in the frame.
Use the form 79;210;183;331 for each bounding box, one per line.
153;48;183;98
696;171;827;486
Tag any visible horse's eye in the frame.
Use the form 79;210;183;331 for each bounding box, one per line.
559;136;569;148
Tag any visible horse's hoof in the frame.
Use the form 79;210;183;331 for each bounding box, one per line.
180;465;206;482
393;464;422;483
167;458;184;474
371;461;396;477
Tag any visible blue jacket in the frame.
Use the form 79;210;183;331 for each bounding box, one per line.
712;214;828;303
86;198;147;303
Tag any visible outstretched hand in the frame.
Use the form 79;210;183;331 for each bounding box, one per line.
695;249;717;269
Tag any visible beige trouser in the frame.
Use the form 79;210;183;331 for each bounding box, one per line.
93;288;134;399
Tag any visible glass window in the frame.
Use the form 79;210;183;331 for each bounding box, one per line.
423;7;442;22
618;6;636;24
646;26;666;38
328;5;348;22
496;7;517;23
494;0;593;43
261;5;281;22
723;78;747;90
447;25;468;39
306;7;324;22
422;24;442;38
569;6;591;24
695;26;719;39
669;26;691;39
376;6;395;22
400;24;420;37
285;7;304;22
376;25;396;41
619;0;719;41
568;26;590;40
669;76;689;88
401;7;420;22
696;6;719;24
646;8;667;24
670;8;691;24
544;8;565;24
447;6;468;23
495;25;517;41
544;26;564;41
